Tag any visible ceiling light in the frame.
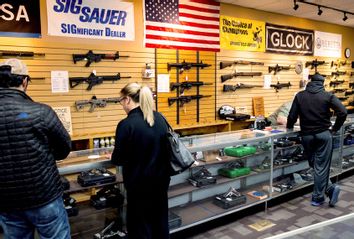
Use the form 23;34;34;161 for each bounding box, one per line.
343;12;348;21
317;6;323;16
293;0;299;11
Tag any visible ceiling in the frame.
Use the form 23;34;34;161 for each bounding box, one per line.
220;0;354;28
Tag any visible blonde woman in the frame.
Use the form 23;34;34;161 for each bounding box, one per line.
111;83;170;239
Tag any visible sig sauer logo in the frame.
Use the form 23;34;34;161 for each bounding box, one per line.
266;23;314;55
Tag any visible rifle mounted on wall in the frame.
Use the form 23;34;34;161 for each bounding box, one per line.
220;60;264;70
331;71;346;76
223;83;263;92
268;64;291;75
167;60;211;74
73;50;129;67
329;79;345;87
69;72;132;90
0;50;45;58
270;81;291;92
75;96;121;112
305;59;327;69
170;81;213;94
221;71;262;83
168;95;212;107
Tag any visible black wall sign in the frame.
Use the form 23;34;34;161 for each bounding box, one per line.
266;23;314;55
0;0;41;38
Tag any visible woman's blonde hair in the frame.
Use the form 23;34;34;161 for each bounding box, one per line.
120;82;155;127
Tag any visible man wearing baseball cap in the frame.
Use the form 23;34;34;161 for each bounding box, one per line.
287;73;347;207
0;59;71;239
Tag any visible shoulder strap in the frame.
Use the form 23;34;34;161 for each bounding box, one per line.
159;112;173;131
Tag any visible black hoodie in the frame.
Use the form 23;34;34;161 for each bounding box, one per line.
287;80;347;135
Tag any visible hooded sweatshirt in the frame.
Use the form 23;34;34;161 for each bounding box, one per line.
287;80;347;135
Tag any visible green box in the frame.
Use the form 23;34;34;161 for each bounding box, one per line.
218;167;251;178
224;146;256;157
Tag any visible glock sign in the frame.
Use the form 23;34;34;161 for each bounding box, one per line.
266;23;314;55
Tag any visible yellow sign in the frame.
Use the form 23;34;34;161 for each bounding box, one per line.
220;16;265;52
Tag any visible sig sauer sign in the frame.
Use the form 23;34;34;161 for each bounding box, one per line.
0;0;41;38
266;23;314;55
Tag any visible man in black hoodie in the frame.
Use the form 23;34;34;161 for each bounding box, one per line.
287;73;347;207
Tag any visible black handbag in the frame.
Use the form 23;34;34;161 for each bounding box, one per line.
162;115;195;176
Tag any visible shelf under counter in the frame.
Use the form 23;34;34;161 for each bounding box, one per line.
169;183;270;233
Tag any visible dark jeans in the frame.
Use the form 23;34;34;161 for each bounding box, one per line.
0;196;70;239
302;130;333;201
126;180;170;239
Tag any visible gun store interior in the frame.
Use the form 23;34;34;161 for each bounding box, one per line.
2;1;354;239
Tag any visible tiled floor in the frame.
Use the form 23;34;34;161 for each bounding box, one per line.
186;175;354;239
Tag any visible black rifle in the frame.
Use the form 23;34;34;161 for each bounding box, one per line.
270;81;292;92
331;60;348;68
75;96;121;112
220;60;264;69
170;81;213;94
329;80;345;87
73;50;129;67
330;88;346;93
331;71;346;76
345;91;354;96
223;83;263;92
221;71;262;83
268;64;291;74
167;60;211;74
69;72;131;90
337;95;348;101
0;50;45;57
305;59;326;69
168;95;212;107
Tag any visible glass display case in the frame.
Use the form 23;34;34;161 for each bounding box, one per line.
56;121;354;234
168;126;344;233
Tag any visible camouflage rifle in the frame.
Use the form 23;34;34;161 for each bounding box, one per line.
168;95;212;107
268;64;291;75
221;71;262;83
270;81;292;92
73;50;129;67
69;72;131;91
223;83;263;92
75;96;121;112
170;81;213;94
220;60;264;70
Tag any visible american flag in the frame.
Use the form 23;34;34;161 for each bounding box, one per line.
144;0;220;52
